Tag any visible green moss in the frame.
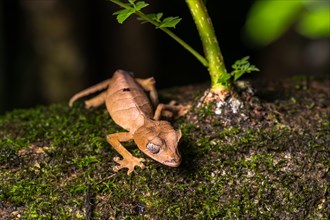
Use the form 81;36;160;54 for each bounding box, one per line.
1;78;329;219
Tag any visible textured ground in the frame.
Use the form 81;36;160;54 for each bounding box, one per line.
0;76;329;219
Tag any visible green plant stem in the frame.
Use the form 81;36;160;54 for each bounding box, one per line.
185;0;229;91
110;0;209;67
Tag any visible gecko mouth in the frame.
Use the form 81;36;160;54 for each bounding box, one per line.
164;158;181;167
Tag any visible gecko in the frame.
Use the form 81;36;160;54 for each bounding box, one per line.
69;69;188;175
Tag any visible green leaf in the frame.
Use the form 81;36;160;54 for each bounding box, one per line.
138;12;163;24
112;1;149;24
149;13;163;23
113;8;135;24
134;1;149;11
230;56;259;81
217;73;231;85
159;16;182;28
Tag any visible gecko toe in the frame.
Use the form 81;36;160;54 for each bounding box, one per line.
113;165;121;172
127;168;134;175
113;156;121;162
112;156;145;175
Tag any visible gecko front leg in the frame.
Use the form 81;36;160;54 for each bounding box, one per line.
153;102;191;120
106;132;145;175
136;77;190;119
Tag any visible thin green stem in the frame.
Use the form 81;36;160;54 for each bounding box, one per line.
185;0;230;90
110;0;208;67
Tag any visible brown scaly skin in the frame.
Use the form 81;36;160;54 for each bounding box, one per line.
69;70;188;175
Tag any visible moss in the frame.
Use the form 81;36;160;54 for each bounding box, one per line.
0;77;329;219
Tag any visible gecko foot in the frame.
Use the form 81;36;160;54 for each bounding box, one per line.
159;101;191;119
113;156;145;175
167;102;191;118
176;104;191;117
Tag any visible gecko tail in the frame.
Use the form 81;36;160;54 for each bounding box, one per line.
69;78;112;107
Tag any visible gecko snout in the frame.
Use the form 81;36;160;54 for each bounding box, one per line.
164;157;181;167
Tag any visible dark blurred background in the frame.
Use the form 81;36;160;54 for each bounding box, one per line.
0;0;329;114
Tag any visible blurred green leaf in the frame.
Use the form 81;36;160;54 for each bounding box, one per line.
245;0;330;46
245;0;303;46
297;7;330;38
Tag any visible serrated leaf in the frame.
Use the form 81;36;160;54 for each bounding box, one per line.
231;56;259;81
232;56;249;68
113;1;148;24
138;12;163;24
134;1;149;11
148;13;163;23
233;71;244;81
113;8;135;24
218;73;231;85
137;17;148;24
155;13;163;21
159;16;182;28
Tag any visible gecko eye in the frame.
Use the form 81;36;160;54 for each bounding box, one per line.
146;143;160;154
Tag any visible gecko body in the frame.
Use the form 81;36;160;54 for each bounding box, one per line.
69;70;184;175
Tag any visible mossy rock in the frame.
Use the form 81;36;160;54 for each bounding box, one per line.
0;77;329;219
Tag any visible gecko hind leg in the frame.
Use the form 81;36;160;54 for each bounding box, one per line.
84;91;107;109
106;132;145;175
136;77;159;107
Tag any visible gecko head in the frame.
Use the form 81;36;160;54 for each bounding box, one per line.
133;121;182;167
